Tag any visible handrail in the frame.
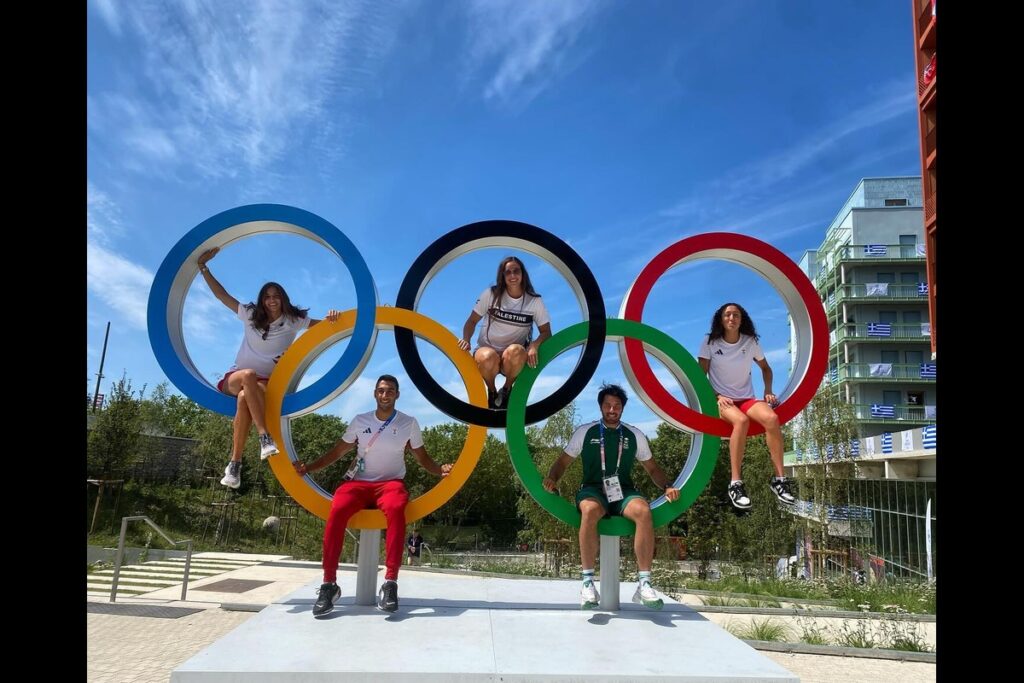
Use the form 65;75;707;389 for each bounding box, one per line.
109;515;193;603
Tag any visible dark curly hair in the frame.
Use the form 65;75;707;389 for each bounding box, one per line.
707;302;759;343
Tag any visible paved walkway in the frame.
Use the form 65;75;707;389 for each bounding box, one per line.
86;555;937;682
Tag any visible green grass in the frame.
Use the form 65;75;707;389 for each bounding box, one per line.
728;618;790;642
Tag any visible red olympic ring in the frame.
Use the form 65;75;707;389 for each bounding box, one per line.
621;232;828;437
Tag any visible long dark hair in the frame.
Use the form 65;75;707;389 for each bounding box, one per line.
245;282;308;339
484;256;542;343
489;255;540;301
707;302;759;343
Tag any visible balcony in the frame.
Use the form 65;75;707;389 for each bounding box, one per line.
827;243;925;265
837;362;936;383
833;323;932;344
849;403;933;424
924;193;936;225
834;282;928;305
917;0;935;51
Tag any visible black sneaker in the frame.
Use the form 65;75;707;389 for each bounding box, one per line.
377;580;398;612
493;386;506;409
313;582;341;617
769;477;796;506
487;388;497;409
727;481;751;510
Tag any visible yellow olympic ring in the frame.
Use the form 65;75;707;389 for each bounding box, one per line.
264;307;488;526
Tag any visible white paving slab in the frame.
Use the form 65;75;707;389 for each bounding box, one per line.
172;572;798;682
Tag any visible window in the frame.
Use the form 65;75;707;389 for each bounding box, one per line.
900;272;918;283
879;311;898;323
883;390;901;405
907;391;924;406
903;310;922;324
885;199;909;206
881;350;899;364
876;272;895;283
899;235;917;245
905;350;924;365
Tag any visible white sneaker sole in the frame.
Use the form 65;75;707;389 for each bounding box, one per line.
260;446;279;460
220;477;240;489
632;590;664;610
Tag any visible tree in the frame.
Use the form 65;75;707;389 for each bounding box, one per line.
792;388;859;577
417;424;520;546
515;405;581;568
87;374;143;478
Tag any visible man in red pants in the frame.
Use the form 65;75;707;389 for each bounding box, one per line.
293;374;451;616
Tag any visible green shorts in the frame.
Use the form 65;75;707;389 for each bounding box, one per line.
575;485;644;517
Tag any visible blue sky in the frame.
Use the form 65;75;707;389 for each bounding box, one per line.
87;0;922;438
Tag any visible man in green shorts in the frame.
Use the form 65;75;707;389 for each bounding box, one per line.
542;383;679;610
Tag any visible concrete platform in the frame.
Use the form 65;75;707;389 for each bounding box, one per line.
172;572;798;682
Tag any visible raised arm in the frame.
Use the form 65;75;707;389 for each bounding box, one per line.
410;444;451;477
293;438;357;476
457;310;484;353
197;248;240;313
754;356;777;406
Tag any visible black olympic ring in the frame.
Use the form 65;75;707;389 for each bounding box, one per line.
394;219;606;428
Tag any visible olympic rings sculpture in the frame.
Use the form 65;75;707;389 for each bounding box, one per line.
148;205;828;528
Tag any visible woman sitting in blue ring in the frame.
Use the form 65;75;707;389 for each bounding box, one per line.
196;247;339;488
456;256;552;410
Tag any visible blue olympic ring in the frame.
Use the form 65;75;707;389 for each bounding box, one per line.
147;203;378;416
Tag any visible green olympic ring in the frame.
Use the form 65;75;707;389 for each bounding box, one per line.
505;318;721;535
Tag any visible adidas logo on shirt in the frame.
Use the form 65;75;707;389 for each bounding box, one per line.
715;349;724;355
363;427;372;434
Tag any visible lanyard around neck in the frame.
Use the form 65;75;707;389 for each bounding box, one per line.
599;422;624;476
365;412;397;451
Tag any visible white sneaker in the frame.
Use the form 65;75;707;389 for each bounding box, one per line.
580;580;600;609
220;461;241;489
259;434;279;460
632;582;663;610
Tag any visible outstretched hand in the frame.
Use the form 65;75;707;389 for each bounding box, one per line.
439;463;453;477
198;247;220;266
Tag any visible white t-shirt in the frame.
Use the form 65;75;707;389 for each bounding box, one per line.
229;303;312;377
341;410;424;482
697;333;765;399
472;287;550;351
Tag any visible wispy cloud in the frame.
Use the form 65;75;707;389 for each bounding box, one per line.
86;242;154;330
464;0;602;108
89;0;401;179
92;0;123;35
87;183;124;245
660;80;917;220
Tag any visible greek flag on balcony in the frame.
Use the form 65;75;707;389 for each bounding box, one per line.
867;323;891;337
918;282;929;295
825;443;834;460
864;244;887;257
850;438;860;457
827;291;836;307
916;243;926;256
920;363;936;379
829;366;838;383
921;322;931;336
922;424;937;449
881;432;893;453
871;404;896;418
